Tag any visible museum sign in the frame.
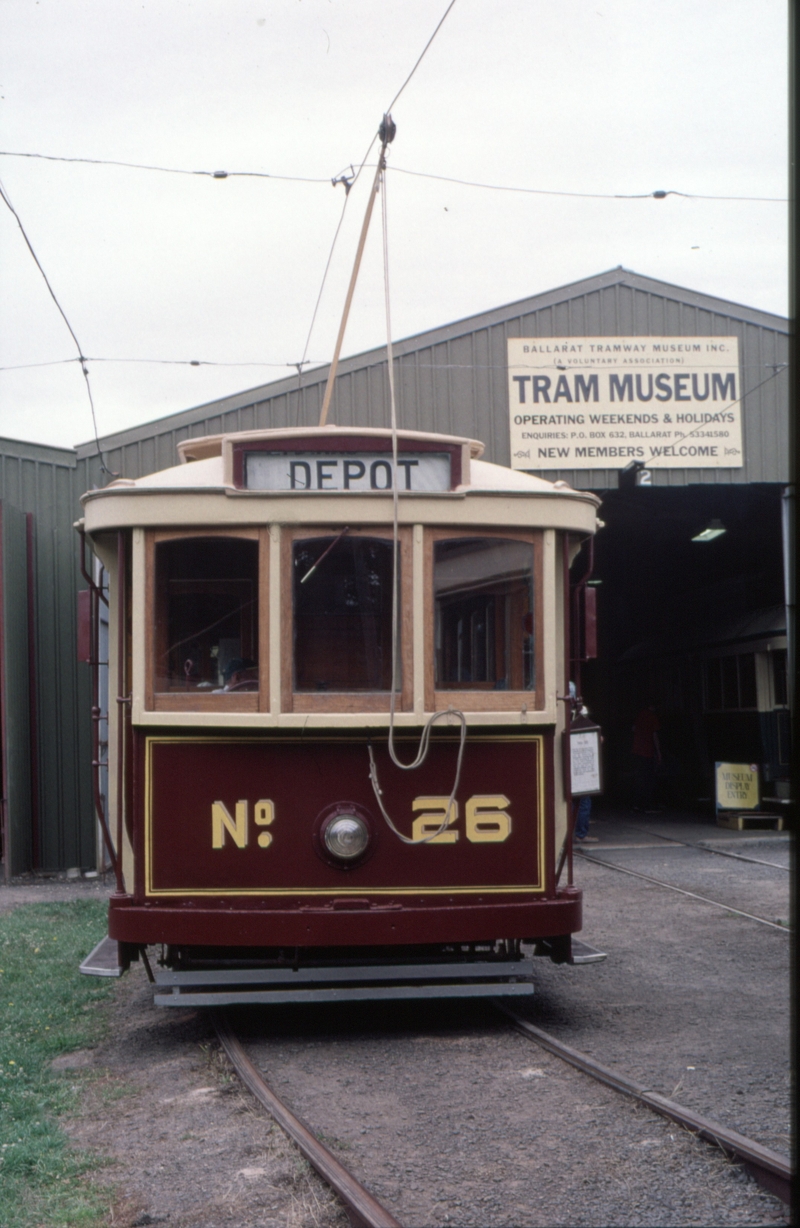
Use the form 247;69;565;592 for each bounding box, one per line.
508;336;742;470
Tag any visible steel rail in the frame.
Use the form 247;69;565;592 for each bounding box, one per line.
495;1003;792;1207
576;851;791;932
619;823;790;872
213;1012;401;1228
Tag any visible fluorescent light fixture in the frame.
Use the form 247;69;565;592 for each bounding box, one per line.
691;519;726;543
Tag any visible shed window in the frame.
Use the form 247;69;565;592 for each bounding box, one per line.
293;536;398;691
704;652;756;711
434;538;534;690
154;538;258;692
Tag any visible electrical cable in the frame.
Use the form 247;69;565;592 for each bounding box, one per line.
388;166;787;203
294;187;353;425
385;0;459;113
0;148;786;203
0;149;329;183
367;150;467;846
641;364;787;468
0;176;117;476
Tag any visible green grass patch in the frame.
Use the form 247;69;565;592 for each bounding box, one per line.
0;899;115;1227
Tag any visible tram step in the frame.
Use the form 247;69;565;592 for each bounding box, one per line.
716;812;785;832
570;939;607;965
79;935;126;978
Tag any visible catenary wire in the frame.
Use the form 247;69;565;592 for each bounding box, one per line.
641;364;786;467
0;149;329;183
388;165;787;203
293;0;461;419
0;176;116;475
385;0;458;112
0;149;786;204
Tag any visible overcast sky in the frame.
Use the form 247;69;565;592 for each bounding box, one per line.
0;0;788;450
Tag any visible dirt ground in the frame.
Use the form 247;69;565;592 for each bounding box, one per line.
2;814;791;1227
63;971;349;1228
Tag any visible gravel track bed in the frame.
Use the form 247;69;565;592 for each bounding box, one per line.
234;836;790;1227
237;997;786;1227
580;843;790;921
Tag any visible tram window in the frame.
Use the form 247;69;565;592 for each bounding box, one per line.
293;536;397;691
154;537;258;692
434;538;534;690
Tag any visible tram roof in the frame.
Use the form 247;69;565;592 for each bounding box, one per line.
83;426;599;503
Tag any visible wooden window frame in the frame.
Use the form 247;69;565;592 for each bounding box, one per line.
281;526;414;714
145;528;269;713
424;527;545;712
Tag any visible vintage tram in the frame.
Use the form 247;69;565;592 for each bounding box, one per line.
78;425;600;1005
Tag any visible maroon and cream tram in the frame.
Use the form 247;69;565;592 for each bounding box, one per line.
78;425;600;1005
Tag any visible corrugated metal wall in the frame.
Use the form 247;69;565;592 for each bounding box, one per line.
76;268;789;489
0;439;96;871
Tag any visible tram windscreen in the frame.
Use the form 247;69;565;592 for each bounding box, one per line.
293;536;398;691
434;538;534;690
154;538;258;692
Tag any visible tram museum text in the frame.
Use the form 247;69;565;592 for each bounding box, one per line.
512;371;738;462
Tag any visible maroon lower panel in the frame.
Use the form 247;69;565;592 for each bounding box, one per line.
136;730;551;898
108;891;581;947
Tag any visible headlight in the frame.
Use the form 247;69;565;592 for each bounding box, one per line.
323;813;370;861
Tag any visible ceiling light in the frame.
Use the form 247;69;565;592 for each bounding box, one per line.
691;519;726;543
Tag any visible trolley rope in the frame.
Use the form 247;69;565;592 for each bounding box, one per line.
366;134;467;846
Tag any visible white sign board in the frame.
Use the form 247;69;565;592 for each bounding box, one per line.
508;337;742;470
570;729;602;795
245;451;452;492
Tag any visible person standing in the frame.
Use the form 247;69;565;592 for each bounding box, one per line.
631;703;661;812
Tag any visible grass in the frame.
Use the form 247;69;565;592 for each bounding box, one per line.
0;899;115;1228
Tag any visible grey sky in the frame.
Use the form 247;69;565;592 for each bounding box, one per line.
0;0;788;449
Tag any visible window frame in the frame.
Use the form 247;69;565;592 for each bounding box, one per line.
424;527;545;711
703;651;759;713
145;528;269;713
281;525;414;714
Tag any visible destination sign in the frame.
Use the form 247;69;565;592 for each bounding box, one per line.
244;451;453;492
508;336;742;470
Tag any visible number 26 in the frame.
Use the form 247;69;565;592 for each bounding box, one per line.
411;794;511;844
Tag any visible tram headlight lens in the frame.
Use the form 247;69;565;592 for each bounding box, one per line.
323;813;370;861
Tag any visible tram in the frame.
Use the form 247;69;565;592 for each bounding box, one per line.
78;424;600;1004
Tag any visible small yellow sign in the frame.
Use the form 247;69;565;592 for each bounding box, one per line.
715;762;759;811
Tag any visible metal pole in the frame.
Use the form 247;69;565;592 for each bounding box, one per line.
318;117;395;427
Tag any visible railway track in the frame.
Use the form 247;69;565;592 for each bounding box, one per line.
618;823;790;872
576;848;791;932
213;1010;401;1228
215;996;791;1225
494;1002;793;1209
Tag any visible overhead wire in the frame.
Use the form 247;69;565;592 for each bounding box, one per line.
0;149;329;183
0;147;786;204
388;166;787;203
294;0;461;422
0;176;116;475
